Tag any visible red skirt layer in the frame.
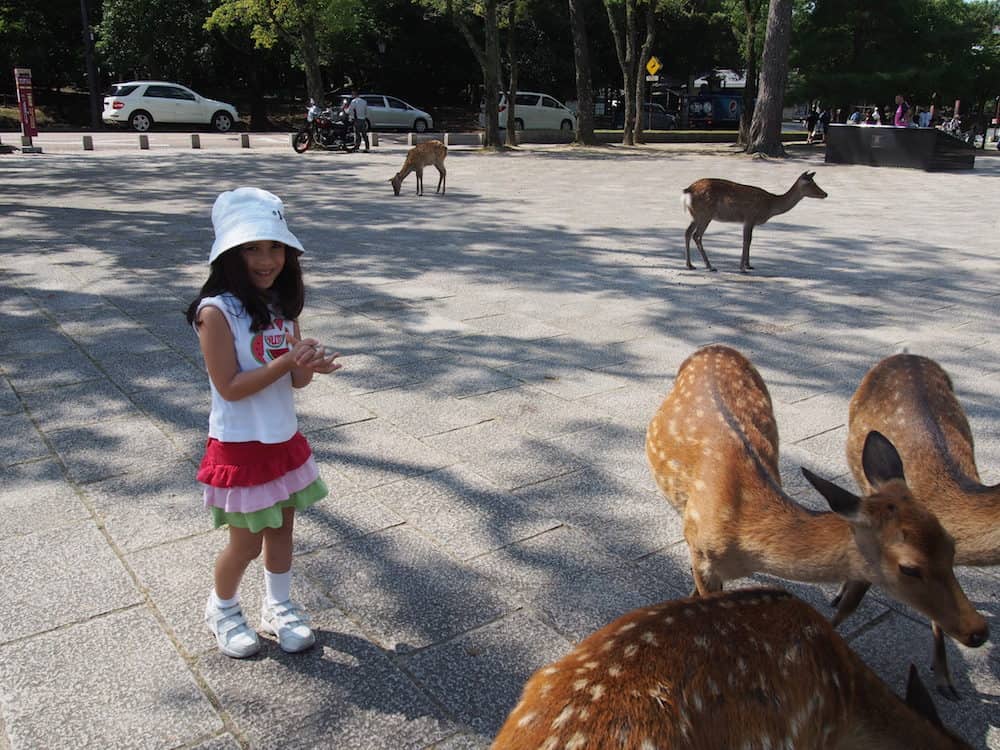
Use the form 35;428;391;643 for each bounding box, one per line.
197;432;312;488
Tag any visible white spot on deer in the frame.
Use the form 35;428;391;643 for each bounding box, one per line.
641;631;658;646
618;622;637;634
600;639;615;653
624;644;638;658
694;635;709;649
573;678;589;692
565;732;587;750
608;664;622;677
693;479;707;492
540;736;559;750
551;705;575;730
590;684;605;702
516;712;537;728
640;740;658;750
663;615;675;625
542;666;559;676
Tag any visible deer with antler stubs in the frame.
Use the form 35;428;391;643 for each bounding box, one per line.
390;140;447;196
492;589;973;750
682;171;827;272
831;353;998;698
644;345;987;652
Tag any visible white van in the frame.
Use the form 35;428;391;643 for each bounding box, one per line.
481;91;577;131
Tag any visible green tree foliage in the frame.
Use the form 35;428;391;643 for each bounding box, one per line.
97;0;215;83
790;0;1000;112
0;0;90;90
205;0;361;103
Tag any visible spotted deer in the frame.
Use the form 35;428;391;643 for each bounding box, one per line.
645;345;987;652
830;353;998;697
389;139;447;196
492;589;973;750
682;171;827;273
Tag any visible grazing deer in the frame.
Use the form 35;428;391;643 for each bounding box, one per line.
682;170;827;272
831;353;998;698
492;589;973;750
389;139;447;196
645;345;987;652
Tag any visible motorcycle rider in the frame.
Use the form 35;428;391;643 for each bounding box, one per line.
346;89;370;153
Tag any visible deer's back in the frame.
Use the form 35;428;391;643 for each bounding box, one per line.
685;178;774;224
406;139;447;168
848;354;980;496
492;589;854;750
647;345;781;517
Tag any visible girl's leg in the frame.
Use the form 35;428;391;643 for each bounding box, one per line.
261;506;295;575
260;507;314;652
207;525;263;658
214;525;264;600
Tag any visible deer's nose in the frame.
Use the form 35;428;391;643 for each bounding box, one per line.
966;624;989;648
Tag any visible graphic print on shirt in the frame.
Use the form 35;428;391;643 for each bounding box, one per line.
250;318;290;364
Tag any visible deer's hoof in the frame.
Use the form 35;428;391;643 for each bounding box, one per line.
936;683;961;702
708;266;717;273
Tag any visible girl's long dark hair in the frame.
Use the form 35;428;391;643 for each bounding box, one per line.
185;245;305;331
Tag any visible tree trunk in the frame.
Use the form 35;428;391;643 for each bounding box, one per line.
450;0;502;148
505;3;518;147
568;0;597;145
604;0;637;146
299;23;325;105
737;0;760;146
745;0;792;157
632;0;655;145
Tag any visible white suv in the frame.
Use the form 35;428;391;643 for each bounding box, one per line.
481;91;577;131
103;81;239;132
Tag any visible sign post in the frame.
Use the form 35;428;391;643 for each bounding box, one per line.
14;68;42;153
645;57;663;131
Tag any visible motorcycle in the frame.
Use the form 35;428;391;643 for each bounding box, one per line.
292;99;358;153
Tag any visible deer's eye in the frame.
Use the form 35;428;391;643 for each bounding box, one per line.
899;564;923;579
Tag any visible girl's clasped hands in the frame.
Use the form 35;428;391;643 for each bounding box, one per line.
286;333;342;374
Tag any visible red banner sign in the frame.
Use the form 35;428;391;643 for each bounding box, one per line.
14;68;37;138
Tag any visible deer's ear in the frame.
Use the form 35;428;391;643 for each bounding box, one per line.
905;664;944;729
802;170;816;180
862;431;905;488
802;467;861;519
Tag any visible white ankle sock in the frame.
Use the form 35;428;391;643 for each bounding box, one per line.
265;568;291;606
212;590;239;609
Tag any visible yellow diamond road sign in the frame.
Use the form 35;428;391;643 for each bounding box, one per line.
646;56;662;76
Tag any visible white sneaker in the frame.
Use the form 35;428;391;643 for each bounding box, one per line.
260;599;315;653
205;595;260;658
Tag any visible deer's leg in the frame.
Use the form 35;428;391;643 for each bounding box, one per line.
931;621;960;700
691;221;716;272
740;224;754;272
830;580;870;627
684;223;697;270
436;164;446;194
415;168;423;195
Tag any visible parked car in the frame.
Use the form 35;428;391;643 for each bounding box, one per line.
103;81;239;132
612;102;677;130
480;92;577;130
337;94;433;132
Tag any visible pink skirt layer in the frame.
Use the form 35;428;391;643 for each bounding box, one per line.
202;455;321;514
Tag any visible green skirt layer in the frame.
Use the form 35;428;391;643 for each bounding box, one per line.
209;478;328;533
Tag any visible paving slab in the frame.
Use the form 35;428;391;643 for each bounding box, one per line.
0;608;221;749
1;145;998;749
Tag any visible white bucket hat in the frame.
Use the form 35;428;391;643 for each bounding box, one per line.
209;187;305;264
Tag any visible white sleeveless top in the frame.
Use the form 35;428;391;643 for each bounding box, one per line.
197;293;298;443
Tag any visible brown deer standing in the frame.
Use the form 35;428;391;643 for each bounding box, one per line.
492;589;973;750
645;345;987;651
682;171;827;272
389;139;447;196
832;353;998;698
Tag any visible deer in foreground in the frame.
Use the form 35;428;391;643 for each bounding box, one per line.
645;344;987;652
389;139;447;196
682;170;827;272
492;588;973;750
829;353;999;698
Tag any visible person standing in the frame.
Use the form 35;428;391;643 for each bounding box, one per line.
894;94;911;127
186;187;342;658
347;90;370;153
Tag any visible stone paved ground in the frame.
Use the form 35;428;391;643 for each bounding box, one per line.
1;140;998;749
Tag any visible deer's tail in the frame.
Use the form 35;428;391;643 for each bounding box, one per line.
681;188;693;217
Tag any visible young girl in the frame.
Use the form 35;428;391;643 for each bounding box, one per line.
186;187;341;658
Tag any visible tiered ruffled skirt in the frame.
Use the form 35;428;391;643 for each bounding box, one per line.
197;432;327;533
